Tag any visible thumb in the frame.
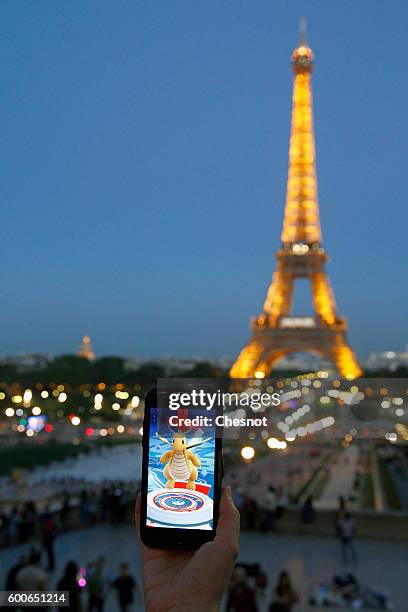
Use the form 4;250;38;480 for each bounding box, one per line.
214;485;240;555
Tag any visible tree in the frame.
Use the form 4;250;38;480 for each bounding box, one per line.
133;363;166;383
91;357;125;384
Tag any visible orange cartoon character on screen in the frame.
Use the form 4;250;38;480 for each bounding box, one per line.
157;431;211;491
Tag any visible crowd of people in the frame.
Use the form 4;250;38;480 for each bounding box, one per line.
0;503;58;569
0;479;141;610
231;483;320;533
0;472;361;611
223;493;359;611
226;563;299;612
0;479;139;549
231;484;291;532
5;550;141;612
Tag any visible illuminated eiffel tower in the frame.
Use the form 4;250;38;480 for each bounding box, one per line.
230;24;362;380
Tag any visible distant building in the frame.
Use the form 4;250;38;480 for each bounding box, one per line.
125;357;198;375
366;348;408;371
124;356;233;374
160;358;199;375
0;353;51;371
78;335;95;361
124;358;145;371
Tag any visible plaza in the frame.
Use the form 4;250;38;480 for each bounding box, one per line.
1;522;407;611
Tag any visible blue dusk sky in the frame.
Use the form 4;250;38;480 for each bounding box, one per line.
1;1;407;360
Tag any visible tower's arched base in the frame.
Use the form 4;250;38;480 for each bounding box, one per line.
230;325;362;380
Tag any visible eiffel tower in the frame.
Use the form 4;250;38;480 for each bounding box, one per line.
230;24;362;380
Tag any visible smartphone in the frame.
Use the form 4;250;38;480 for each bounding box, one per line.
140;388;223;549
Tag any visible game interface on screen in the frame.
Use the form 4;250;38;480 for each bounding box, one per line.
147;407;216;529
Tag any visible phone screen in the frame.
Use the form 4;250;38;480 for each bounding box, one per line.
146;407;217;530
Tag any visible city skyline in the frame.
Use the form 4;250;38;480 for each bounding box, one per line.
1;2;407;359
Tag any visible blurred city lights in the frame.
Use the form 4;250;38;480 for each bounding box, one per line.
94;393;103;410
267;437;287;450
115;391;129;400
23;389;32;405
131;395;140;408
28;415;45;432
241;446;255;460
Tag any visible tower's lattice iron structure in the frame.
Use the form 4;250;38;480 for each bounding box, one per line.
230;29;362;380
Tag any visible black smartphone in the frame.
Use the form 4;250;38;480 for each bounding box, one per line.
140;388;223;550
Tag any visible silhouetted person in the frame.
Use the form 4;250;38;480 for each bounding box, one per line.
100;487;109;521
276;486;289;520
338;495;346;514
41;509;56;571
242;495;257;530
87;557;105;612
112;563;137;612
5;554;28;590
264;486;277;531
301;496;315;523
269;570;299;612
0;512;8;546
337;512;358;567
15;550;48;610
20;502;37;542
60;493;71;531
8;507;19;543
226;565;258;612
4;554;29;610
80;490;91;525
57;561;82;612
255;565;268;599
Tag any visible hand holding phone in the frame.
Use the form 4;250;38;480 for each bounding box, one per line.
136;486;240;611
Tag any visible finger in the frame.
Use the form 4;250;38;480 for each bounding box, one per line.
214;486;240;559
218;486;240;535
187;486;240;595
